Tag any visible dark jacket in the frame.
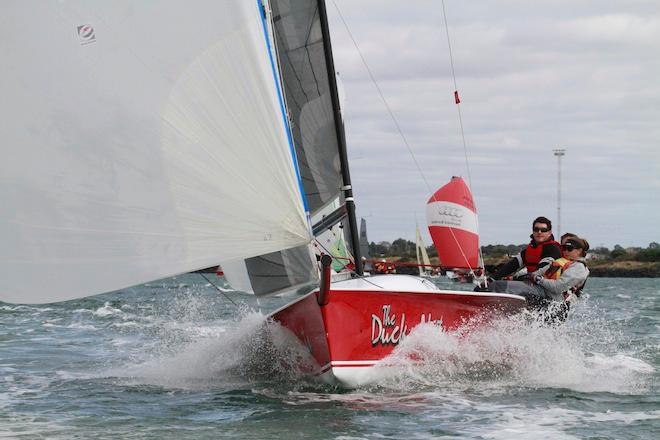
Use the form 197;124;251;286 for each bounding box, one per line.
492;235;561;280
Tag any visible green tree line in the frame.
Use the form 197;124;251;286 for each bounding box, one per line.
368;240;660;262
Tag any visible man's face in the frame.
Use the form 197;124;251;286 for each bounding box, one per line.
532;222;552;243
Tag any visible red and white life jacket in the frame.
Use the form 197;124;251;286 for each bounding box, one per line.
524;240;561;272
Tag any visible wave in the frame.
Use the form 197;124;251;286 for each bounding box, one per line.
373;307;653;394
51;290;653;395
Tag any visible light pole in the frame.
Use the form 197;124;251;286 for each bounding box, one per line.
553;149;565;238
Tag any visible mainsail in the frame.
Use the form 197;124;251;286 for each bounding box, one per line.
426;176;480;270
0;1;320;304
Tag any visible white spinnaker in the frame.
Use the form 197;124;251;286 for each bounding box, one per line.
0;1;310;304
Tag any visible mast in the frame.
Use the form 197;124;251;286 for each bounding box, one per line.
553;148;565;238
317;0;363;275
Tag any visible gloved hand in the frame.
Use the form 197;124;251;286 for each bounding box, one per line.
533;274;543;285
474;276;494;292
520;274;534;284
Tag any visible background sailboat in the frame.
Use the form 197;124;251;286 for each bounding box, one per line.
427;176;482;282
415;224;436;277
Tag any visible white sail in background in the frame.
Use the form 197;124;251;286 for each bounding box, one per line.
416;224;432;276
0;1;311;304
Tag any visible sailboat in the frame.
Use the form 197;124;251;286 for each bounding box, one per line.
415;224;437;278
427;176;482;283
359;218;373;273
1;0;525;387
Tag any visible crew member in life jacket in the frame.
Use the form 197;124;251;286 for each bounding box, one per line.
491;216;561;280
556;232;587;298
487;236;590;308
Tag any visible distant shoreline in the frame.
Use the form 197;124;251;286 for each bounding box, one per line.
484;261;660;278
585;261;660;278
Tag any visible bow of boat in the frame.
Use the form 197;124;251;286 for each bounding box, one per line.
269;274;525;387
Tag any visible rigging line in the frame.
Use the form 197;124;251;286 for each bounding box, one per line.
440;0;472;189
313;229;353;268
325;222;354;257
313;238;384;289
440;0;485;277
332;0;475;273
330;0;433;195
199;272;239;307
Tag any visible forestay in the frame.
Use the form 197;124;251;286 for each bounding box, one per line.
0;1;311;304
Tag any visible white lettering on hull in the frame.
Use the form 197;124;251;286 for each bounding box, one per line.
371;305;442;346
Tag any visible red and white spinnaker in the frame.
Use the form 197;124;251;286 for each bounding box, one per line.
426;176;479;270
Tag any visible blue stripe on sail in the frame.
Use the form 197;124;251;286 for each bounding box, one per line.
257;0;309;213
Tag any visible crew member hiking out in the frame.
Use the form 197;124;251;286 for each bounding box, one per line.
487;236;590;321
492;216;561;280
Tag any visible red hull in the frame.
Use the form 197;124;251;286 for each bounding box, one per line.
270;280;525;386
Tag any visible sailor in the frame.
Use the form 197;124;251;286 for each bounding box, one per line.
374;259;387;274
488;236;590;316
491;216;561;280
558;232;587;297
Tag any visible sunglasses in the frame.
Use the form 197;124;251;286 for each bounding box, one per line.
533;227;550;233
562;243;580;251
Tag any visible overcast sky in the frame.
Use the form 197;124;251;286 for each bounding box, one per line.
325;0;659;249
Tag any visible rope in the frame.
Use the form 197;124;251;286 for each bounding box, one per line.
440;0;485;278
331;0;478;275
440;0;473;188
313;238;384;289
199;273;239;307
330;0;433;194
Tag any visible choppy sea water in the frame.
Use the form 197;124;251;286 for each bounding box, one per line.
1;276;658;439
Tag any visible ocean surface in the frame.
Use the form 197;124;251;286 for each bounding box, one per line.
1;276;658;439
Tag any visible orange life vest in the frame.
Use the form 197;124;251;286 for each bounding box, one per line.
543;257;574;280
543;258;587;301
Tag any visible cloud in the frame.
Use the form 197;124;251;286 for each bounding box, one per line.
328;0;660;248
559;14;660;45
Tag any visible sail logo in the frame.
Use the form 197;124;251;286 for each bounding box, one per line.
435;205;465;219
427;200;478;233
371;305;407;346
77;24;96;45
429;204;465;228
